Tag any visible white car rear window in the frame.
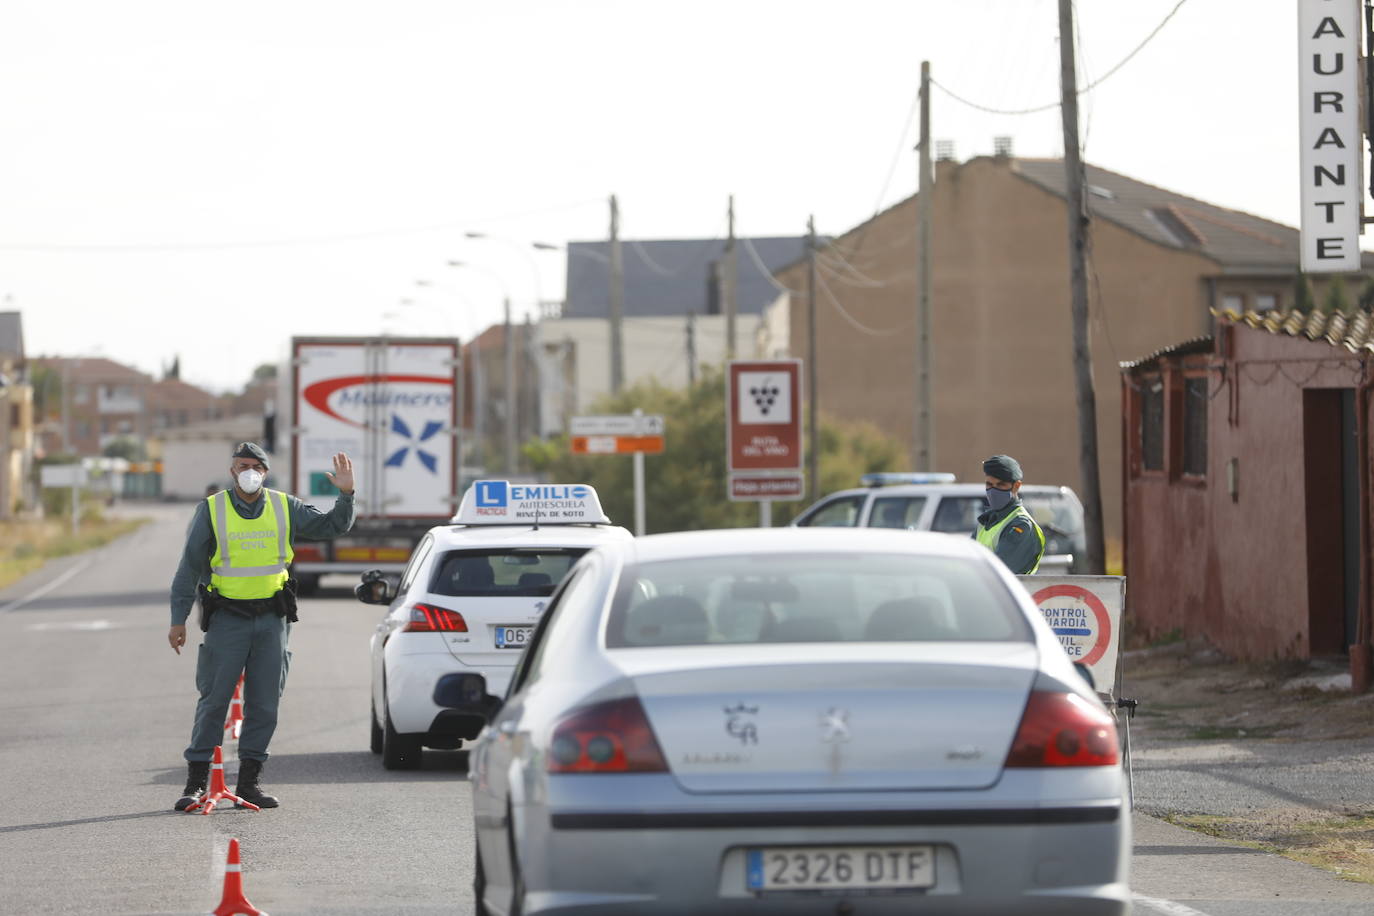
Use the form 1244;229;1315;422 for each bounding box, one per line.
427;548;586;597
606;552;1029;648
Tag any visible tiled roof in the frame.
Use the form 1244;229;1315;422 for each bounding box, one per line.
1213;307;1374;353
1119;336;1215;370
564;236;805;319
1012;159;1374;273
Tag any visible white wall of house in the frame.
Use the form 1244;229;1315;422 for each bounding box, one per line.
536;314;770;434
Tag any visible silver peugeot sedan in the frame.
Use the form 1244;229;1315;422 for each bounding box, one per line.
460;528;1129;915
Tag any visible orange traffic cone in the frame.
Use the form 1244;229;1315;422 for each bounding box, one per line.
210;838;268;916
225;674;245;740
184;746;259;815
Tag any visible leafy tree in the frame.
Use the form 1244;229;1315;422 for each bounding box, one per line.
31;364;62;420
1359;277;1374;312
102;436;146;461
1293;273;1316;313
523;367;906;533
1320;276;1350;315
251;363;278;382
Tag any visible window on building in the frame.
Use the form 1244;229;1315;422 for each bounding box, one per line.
1183;377;1208;477
1141;379;1164;472
1253;293;1278;312
1221;293;1245;313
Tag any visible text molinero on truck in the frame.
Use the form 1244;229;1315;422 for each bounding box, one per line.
277;336;460;594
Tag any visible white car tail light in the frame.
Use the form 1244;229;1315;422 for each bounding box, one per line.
1004;692;1119;768
547;697;669;773
401;603;469;633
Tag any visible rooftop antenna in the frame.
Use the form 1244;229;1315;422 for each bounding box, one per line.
532;508;541;531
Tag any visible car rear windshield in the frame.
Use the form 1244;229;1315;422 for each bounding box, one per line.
427;548;586;597
605;552;1029;648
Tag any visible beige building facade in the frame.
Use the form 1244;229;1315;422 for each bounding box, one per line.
774;155;1364;551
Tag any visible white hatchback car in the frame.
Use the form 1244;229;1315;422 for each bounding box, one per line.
356;481;632;769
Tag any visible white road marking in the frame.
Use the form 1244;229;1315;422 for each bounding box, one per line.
1134;894;1215;916
0;557;94;614
25;619;117;632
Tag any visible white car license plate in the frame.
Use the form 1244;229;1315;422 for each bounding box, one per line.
493;625;533;649
746;845;934;892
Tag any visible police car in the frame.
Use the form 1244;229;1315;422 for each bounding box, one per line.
791;473;1087;575
356;481;632;769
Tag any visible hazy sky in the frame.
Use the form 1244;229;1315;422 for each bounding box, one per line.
0;0;1340;393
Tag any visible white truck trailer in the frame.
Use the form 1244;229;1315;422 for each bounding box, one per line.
277;336;461;593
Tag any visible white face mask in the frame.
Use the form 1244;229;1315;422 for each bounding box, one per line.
236;469;265;494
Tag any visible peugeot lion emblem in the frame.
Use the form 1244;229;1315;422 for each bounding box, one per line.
819;707;850;744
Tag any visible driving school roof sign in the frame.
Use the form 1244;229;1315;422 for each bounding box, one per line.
1019;576;1125;696
453;481;610;525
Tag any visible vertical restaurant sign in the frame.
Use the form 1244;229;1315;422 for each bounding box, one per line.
1298;0;1363;272
726;360;803;473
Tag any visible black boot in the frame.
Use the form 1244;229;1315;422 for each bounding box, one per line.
174;761;210;811
234;758;279;809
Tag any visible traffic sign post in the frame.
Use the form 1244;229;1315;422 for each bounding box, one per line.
727;360;803;526
568;411;664;535
1019;575;1125;697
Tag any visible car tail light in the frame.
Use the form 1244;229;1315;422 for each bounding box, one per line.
547;697;669;773
401;603;468;633
1004;692;1119;767
292;545;324;562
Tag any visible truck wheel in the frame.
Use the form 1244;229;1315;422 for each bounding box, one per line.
295;574;320;596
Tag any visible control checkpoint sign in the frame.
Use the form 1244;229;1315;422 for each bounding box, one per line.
1020;576;1125;696
727;359;803;501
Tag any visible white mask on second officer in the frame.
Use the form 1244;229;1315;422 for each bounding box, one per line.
236;469;265;494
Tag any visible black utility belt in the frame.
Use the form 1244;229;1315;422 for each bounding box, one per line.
220;596;283;617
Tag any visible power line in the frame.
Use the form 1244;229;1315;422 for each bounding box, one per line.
815;269;911;337
816;248;887;289
0;198;606;253
740;236;798;295
931;0;1189;116
629;239;680;277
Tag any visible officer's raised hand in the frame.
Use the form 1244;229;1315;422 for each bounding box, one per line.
326;452;355;495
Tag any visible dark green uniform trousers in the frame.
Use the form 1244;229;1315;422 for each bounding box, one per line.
184;611;292;763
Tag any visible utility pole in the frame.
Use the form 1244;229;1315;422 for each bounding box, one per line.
916;60;934;473
686;311;697;386
609;194;625;394
472;341;486;472
504;297;517;476
724;194;738;359
1058;0;1106;575
806;215;819;501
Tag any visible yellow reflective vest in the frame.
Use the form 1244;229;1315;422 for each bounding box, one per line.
208;489;293;599
975;505;1045;575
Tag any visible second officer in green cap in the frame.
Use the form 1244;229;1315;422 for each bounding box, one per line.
975;454;1045;575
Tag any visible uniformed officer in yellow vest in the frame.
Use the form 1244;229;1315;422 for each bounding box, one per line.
167;442;356;811
974;454;1045;575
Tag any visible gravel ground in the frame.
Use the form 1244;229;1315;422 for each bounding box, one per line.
1123;641;1374;879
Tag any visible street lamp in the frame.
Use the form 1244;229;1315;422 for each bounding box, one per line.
464;232;545;320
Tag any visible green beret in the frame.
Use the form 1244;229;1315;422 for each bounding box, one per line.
982;454;1022;482
232;441;270;470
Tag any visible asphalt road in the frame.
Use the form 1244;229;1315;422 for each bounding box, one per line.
2;502;1374;914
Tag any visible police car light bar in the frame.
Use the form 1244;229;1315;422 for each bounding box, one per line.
452;481;611;525
860;472;957;487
